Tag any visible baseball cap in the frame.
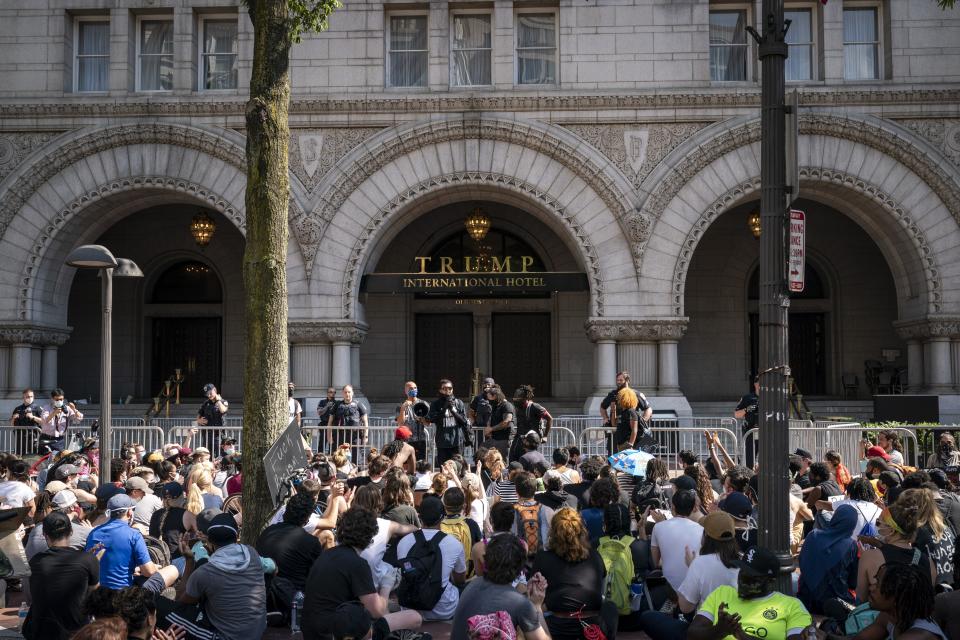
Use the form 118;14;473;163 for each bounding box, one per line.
161;482;184;499
54;464;80;480
146;451;164;464
192;447;211;457
44;480;68;495
395;426;412;441
523;430;540;446
52;490;78;510
96;483;126;502
507;461;524;473
206;513;239;544
331;602;373;640
482;377;495;386
197;507;223;533
737;546;780;578
419;495;445;526
671;475;697;492
866;445;891;461
203;383;216;393
793;448;813;460
701;511;736;541
106;493;136;513
124;477;154;495
719;491;753;520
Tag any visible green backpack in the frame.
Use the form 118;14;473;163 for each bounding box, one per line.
597;535;636;615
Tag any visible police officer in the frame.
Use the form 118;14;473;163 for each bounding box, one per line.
327;384;368;450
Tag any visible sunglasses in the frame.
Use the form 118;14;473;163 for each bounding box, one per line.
441;386;453;390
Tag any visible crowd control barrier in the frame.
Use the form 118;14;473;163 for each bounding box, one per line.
577;421;740;472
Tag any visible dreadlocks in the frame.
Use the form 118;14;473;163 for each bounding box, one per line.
879;562;935;635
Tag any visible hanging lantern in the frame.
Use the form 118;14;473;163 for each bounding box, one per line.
191;212;216;247
464;207;491;243
748;210;762;239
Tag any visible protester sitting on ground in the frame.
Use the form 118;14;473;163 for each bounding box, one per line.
451;533;549;640
461;471;487;530
303;505;424;640
381;471;421;526
824;450;853;492
148;482;196;559
85;493;157;589
650;488;704;594
354;483;418;590
0;458;36;515
332;444;356;478
640;511;740;639
797;504;860;614
536;469;578;510
583;476;620;544
178;512;267;640
721;465;753;496
488;460;524;504
685;462;716;516
472;501;521;578
879;469;905;504
856;488;938;600
631;458;674;511
804;462;844;514
395;495;466;621
901;480;957;589
928;432;960;469
480;447;504;491
566;455;604;509
69;616;128;640
440;487;482;574
348;454;392;489
551;447;581;484
878;429;906;466
511;470;553;555
256;491;324;619
816;476;881;538
25;487;92;558
718;491;757;552
516;430;547;473
529;507;614;640
22;511;99;640
269;477;345;534
688;546;812;640
125;476;163;533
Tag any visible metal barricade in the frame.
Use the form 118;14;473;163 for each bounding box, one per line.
107;426;166;458
554;416;604;439
300;424;434;470
148;418;199;430
0;426;39;457
577;422;740;472
168;426;244;454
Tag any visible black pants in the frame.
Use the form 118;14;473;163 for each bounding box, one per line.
435;446;460;467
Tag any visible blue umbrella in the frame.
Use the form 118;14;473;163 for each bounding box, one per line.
608;449;655;477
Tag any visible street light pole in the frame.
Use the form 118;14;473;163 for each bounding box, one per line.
750;0;793;593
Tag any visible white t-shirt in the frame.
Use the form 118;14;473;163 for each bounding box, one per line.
677;553;740;608
650;517;704;591
288;398;302;422
360;518;394;589
395;528;466;620
833;499;882;539
469;498;488;532
0;481;35;508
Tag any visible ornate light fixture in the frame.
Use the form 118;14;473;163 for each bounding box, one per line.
748;209;762;239
190;212;216;247
464;207;491;243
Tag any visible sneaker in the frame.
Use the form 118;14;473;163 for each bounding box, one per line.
658;599;677;615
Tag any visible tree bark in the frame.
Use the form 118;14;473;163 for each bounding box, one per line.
241;0;292;544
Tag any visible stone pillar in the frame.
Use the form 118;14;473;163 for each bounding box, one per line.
41;346;58;393
658;340;682;396
906;339;925;391
0;326;71;401
331;342;351;390
289;320;368;414
9;344;31;394
474;314;491;376
927;337;953;392
896;317;960;395
617;342;657;390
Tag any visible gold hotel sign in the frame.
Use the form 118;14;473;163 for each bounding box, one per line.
361;255;589;295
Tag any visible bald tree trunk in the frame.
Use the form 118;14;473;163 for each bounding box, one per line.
241;0;293;543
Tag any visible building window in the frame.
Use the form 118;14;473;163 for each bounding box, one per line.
200;18;238;90
709;9;749;81
516;13;556;85
387;15;428;88
785;8;814;81
75;19;110;92
843;6;879;80
451;13;492;87
137;17;173;91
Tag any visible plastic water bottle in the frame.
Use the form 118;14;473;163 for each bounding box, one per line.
17;602;28;630
291;591;304;633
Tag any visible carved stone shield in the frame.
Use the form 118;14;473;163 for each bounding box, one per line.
299;133;325;179
623;129;649;175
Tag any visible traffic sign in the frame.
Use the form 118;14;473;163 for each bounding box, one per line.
789;209;805;292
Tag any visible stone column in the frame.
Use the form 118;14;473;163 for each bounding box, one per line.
9;344;31;394
0;326;70;398
331;342;351;390
896;317;960;394
658;340;682;396
617;342;657;390
41;346;58;393
289;321;368;414
906;340;925;391
927;337;953;392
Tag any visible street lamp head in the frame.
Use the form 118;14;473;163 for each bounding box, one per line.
114;258;144;278
65;245;118;269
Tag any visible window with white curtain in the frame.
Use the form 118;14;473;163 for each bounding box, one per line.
709;9;749;81
387;15;428;88
516;13;556;85
843;6;880;80
137;17;173;91
785;8;814;81
200;18;238;90
75;19;110;92
451;13;492;87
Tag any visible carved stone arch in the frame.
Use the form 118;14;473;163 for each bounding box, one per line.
670;169;944;317
309;116;643;274
339;171;607;319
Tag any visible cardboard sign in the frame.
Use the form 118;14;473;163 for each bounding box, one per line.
263;418;306;507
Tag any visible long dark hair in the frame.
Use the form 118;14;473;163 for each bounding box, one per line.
700;534;740;569
879;562;935;634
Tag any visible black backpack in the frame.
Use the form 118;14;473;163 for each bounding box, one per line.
633;480;670;511
397;530;447;611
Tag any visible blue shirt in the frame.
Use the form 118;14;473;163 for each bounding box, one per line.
84;518;151;589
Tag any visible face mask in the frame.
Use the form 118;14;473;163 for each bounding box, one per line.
53;400;64;408
941;443;953;454
223;447;235;456
407;389;418;398
345;451;352;460
289;388;294;397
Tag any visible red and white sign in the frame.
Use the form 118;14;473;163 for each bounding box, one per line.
789;209;805;293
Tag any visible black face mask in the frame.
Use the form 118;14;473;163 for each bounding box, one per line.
940;443;953;454
289;389;294;398
738;576;774;600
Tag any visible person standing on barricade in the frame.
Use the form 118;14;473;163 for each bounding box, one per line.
197;383;227;427
396;381;429;462
328;384;368;454
428;378;471;467
509;385;552;463
10;388;43;456
40;387;84;454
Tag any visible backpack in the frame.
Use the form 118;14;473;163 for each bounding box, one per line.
632;481;669;511
467;611;516;640
597;535;636;615
514;503;542;556
397;530;447;611
440;515;474;570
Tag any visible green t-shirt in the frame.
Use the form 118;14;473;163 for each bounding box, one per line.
698;585;812;640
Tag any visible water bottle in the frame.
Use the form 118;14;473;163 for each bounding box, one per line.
290;590;304;633
17;602;28;630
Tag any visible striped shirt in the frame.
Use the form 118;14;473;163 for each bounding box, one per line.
488;479;518;504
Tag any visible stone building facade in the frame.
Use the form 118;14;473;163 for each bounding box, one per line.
0;0;959;418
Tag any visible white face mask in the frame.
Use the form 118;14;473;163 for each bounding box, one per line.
53;400;64;408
